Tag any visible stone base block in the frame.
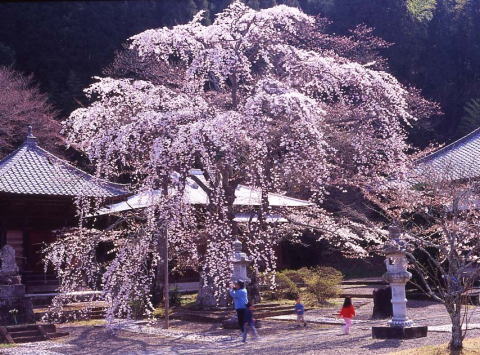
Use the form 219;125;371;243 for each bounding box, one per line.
0;296;35;326
372;325;428;339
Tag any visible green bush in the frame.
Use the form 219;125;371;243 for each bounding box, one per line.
260;267;342;304
262;290;278;300
129;299;147;319
314;266;343;280
275;273;300;300
305;267;343;304
169;287;182;307
280;269;306;285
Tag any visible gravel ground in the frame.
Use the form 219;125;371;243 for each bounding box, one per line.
2;300;480;355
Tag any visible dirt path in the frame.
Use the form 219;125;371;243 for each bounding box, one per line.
3;300;480;355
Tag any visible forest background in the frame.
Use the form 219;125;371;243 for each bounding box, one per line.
0;0;479;148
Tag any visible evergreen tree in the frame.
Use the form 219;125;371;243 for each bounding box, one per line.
0;42;15;66
260;0;277;8
196;0;212;24
282;0;300;8
247;0;260;9
1;0;480;144
456;98;480;137
185;0;199;21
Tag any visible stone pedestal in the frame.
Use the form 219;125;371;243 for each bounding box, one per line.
196;239;254;309
0;284;34;326
384;273;413;328
372;325;428;339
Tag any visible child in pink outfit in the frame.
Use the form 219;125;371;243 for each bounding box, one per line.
339;297;356;335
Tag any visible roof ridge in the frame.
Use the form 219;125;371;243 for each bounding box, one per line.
418;126;480;163
0;140;128;197
0;143;29;173
33;144;129;190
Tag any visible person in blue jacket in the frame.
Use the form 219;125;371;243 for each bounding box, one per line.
242;303;259;342
229;280;248;332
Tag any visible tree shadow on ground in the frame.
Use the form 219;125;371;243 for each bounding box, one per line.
361;339;402;351
53;327;181;355
407;300;441;308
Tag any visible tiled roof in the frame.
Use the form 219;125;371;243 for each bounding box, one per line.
93;169;311;216
416;127;480;181
0;132;128;198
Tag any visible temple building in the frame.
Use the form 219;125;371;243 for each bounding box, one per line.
0;128;128;275
0;128;310;296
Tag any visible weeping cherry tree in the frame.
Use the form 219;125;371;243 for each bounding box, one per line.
47;2;436;318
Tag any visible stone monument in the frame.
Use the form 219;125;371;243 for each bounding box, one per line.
0;244;34;325
1;245;19;274
372;225;427;339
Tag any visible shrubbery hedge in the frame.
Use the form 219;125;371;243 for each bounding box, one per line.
263;266;343;304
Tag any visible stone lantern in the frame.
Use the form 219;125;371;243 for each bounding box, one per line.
222;239;252;329
372;225;427;339
383;225;413;328
231;239;251;284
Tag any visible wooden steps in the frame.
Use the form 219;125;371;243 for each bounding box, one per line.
34;302;107;322
340;278;387;299
340;292;378;299
27;290;104;309
21;272;60;306
0;324;68;344
341;278;386;286
89;307;107;320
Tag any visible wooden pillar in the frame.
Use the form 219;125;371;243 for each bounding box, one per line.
0;223;5;247
21;230;29;271
163;231;169;329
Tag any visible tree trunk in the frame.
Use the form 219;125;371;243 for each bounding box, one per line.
195;168;240;309
248;268;261;304
152;260;165;306
449;304;463;350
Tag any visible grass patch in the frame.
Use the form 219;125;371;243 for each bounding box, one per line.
0;343;16;348
178;293;197;308
152;307;176;318
262;299;296;306
153;293;198;318
328;298;348;307
388;337;480;355
59;319;106;327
